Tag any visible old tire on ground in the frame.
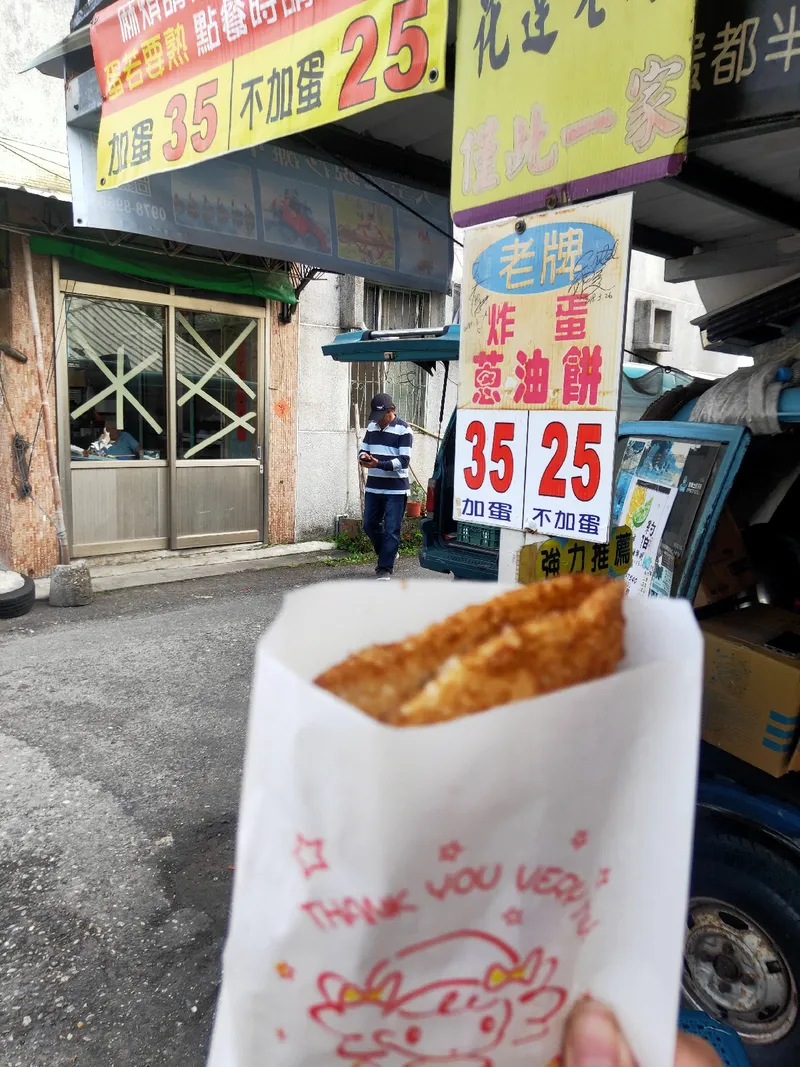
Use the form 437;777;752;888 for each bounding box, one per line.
684;827;800;1066
0;572;35;619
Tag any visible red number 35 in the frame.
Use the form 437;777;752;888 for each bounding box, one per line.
464;421;515;493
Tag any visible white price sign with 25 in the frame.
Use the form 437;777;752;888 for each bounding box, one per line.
523;410;618;544
453;410;529;529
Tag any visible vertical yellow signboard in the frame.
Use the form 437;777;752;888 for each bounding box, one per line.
451;0;694;227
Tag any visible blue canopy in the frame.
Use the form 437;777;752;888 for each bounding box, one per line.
322;325;460;371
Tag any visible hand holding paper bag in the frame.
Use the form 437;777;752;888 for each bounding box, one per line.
562;999;724;1067
208;578;704;1067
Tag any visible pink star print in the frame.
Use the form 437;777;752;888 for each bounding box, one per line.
571;830;589;851
502;907;523;926
293;833;328;879
439;840;464;862
276;1028;287;1041
596;867;611;888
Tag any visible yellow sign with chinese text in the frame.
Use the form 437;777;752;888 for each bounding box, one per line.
451;0;694;226
516;526;633;584
459;193;632;413
93;0;448;190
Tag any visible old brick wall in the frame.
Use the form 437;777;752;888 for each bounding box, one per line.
0;225;59;577
0;284;13;570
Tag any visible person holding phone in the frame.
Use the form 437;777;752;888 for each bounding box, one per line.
359;393;413;581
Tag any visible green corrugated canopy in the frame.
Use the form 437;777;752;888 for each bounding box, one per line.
29;234;296;304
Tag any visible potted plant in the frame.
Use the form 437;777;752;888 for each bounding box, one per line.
407;481;424;517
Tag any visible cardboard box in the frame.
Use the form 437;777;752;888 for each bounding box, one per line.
701;605;800;776
694;509;756;609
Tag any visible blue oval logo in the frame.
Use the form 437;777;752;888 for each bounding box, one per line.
472;222;617;296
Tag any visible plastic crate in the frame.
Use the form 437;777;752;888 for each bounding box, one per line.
678;1010;751;1066
456;522;501;550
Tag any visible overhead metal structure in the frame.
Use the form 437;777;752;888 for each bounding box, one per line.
322;324;460;367
28;0;800;326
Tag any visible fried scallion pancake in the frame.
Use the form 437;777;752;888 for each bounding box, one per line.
314;575;625;725
393;579;624;725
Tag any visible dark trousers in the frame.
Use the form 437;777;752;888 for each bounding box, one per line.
363;492;406;573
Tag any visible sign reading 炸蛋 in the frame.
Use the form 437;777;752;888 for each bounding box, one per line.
453;192;633;545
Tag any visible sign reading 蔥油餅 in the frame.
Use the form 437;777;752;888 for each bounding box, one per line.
92;0;448;191
453;192;633;544
451;0;694;227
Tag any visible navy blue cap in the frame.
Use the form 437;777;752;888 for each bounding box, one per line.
369;393;394;424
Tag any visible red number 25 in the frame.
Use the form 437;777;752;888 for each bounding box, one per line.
539;422;602;502
339;0;430;110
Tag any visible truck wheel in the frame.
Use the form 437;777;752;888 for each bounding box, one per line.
684;828;800;1066
0;572;35;619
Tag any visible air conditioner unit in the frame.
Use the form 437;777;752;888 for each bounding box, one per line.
632;298;674;352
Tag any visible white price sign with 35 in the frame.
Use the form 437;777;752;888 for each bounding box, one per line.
453;410;529;529
523;410;618;544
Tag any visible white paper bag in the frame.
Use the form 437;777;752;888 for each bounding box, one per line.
208;580;703;1067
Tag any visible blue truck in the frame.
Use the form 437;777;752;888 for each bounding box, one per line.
324;327;800;1065
421;376;800;1067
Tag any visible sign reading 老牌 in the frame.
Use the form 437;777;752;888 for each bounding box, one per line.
92;0;449;191
451;0;695;227
460;194;632;416
472;222;617;296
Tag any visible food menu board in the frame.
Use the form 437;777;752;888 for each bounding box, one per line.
68;129;453;292
453;193;633;542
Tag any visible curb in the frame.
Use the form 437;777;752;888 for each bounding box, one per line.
35;548;345;599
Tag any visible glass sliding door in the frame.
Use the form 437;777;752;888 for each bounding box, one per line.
61;285;267;556
66;296;169;554
172;309;264;548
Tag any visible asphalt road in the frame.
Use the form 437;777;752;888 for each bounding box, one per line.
0;557;445;1067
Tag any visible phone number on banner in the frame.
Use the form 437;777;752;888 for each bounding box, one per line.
96;0;447;189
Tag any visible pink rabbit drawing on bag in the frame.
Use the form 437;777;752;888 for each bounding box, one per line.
309;929;568;1066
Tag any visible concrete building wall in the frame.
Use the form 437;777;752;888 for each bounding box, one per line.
2;0;73;148
625;251;744;378
295;274;351;540
295;275;458;541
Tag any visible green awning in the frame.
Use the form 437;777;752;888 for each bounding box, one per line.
30;235;296;304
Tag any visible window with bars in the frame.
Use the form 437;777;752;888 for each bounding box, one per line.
350;285;431;430
452;282;462;324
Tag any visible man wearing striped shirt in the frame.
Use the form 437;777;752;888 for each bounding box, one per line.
359;393;413;581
